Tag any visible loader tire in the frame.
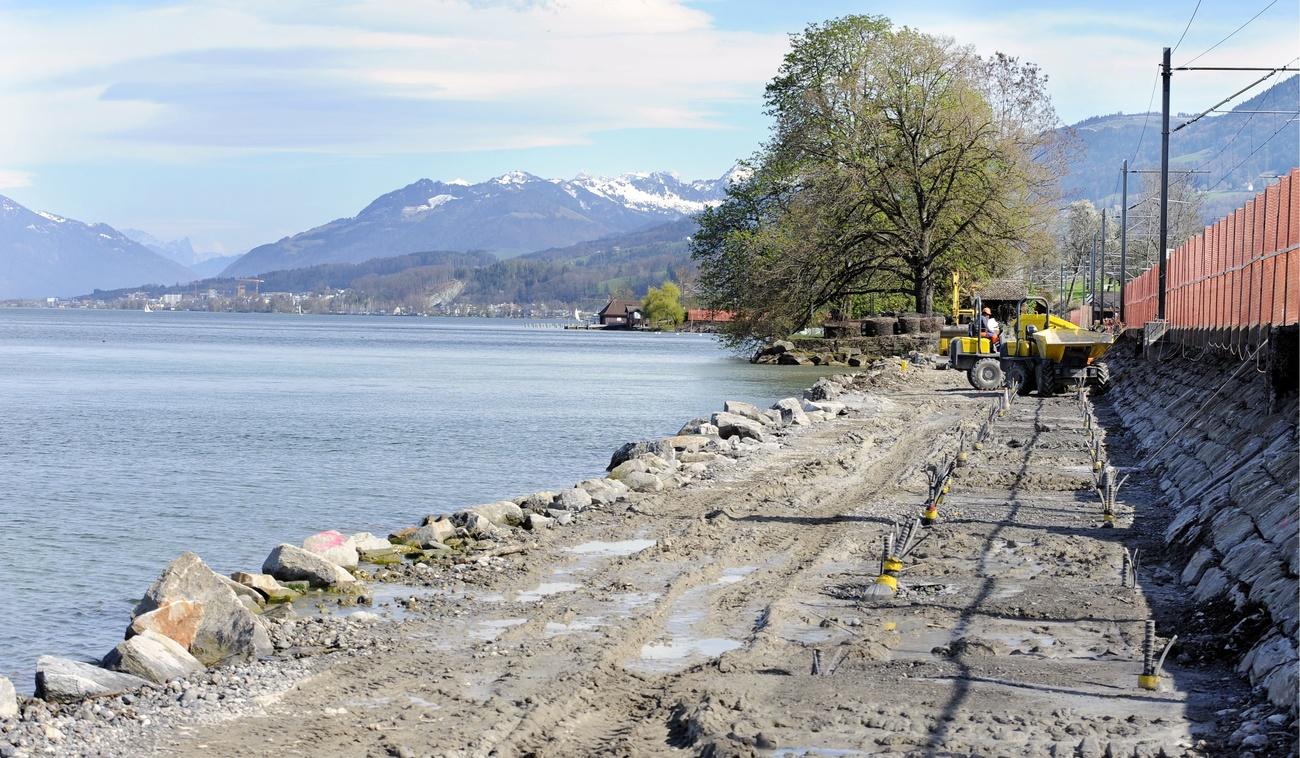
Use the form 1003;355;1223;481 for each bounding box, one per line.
1091;362;1112;396
1006;363;1034;395
969;358;1004;391
1037;362;1056;397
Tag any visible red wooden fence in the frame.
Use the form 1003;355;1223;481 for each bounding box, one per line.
1123;168;1300;344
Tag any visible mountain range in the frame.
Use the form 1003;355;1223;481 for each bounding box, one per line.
220;168;740;278
1;77;1294;301
121;229;241;279
0;196;195;299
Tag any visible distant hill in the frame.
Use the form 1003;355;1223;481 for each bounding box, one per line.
221;168;737;278
84;221;696;310
0;196;197;299
1062;75;1298;218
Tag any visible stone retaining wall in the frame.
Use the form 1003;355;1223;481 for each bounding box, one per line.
1105;342;1298;712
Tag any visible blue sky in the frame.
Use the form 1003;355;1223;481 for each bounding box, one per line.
1;0;1295;255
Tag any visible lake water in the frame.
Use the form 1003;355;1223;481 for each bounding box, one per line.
0;309;829;691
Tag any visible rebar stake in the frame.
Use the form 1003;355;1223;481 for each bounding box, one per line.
1139;620;1160;690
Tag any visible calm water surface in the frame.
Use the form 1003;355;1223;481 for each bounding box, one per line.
0;309;829;690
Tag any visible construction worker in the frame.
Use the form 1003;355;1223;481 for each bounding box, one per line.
979;306;1000;346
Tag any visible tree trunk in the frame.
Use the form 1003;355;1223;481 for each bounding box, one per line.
912;268;934;315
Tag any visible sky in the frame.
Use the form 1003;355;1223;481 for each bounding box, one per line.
1;0;1296;255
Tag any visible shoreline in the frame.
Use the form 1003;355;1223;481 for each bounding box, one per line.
0;361;887;755
0;346;1292;757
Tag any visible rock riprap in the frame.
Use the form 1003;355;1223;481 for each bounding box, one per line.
134;552;273;666
34;657;149;703
263;544;356;588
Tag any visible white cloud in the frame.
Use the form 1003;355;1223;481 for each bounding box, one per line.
0;169;33;189
0;0;786;164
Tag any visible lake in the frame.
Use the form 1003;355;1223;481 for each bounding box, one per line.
0;309;829;691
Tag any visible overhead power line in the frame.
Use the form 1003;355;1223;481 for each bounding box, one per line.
1171;0;1202;55
1180;0;1280;68
1128;68;1162;165
1173;61;1296;132
1206;116;1296;191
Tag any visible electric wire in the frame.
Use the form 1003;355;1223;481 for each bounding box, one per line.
1179;0;1281;68
1205;116;1296;191
1170;0;1202;55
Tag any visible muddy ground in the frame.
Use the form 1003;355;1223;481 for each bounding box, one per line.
42;365;1274;757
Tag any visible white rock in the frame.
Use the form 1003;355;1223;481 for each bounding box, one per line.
263;544;356;588
350;532;392;553
103;630;204;684
0;675;16;718
35;656;148;703
302;530;359;570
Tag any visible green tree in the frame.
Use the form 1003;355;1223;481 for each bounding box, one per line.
693;15;1067;345
643;281;686;329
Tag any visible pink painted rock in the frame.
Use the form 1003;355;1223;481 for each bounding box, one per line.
128;598;204;650
301;530;358;570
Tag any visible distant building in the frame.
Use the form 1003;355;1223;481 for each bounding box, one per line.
684;308;735;324
598;298;645;328
160;293;182;306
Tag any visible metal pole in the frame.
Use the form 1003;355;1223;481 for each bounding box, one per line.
1090;235;1097;326
1120;159;1128;323
1100;208;1108;322
1158;47;1171;320
1059;261;1065;313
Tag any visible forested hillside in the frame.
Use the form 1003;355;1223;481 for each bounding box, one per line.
1062;75;1297;221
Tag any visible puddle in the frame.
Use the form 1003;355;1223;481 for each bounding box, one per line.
544;617;603;636
626;582;748;673
516;581;581;602
567;539;656;557
640;637;741;661
714;566;757;585
470;618;528;640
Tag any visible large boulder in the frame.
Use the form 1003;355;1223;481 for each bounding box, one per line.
454;501;524;527
0;675;16;718
410;518;456;548
217;574;264;609
103;630;204;684
263;544;356;589
770;398;810;426
607;440;676;471
128;598;204;650
805;377;843;401
578;478;627;505
553;487;594;512
350;532;392;553
34;656;148;703
230;572;301;603
723;400;771;425
711;412;766;442
678;418;719;436
302;531;359;570
621;471;665;493
665;435;716;453
135;553;272;666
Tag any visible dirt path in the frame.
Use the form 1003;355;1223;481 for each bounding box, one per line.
145;368;1242;757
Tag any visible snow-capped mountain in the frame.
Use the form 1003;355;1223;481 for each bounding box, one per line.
0;195;196;299
223;167;739;277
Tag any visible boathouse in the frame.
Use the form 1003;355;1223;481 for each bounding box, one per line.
598;298;645;329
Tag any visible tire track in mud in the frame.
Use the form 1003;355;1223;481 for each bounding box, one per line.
479;392;984;756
